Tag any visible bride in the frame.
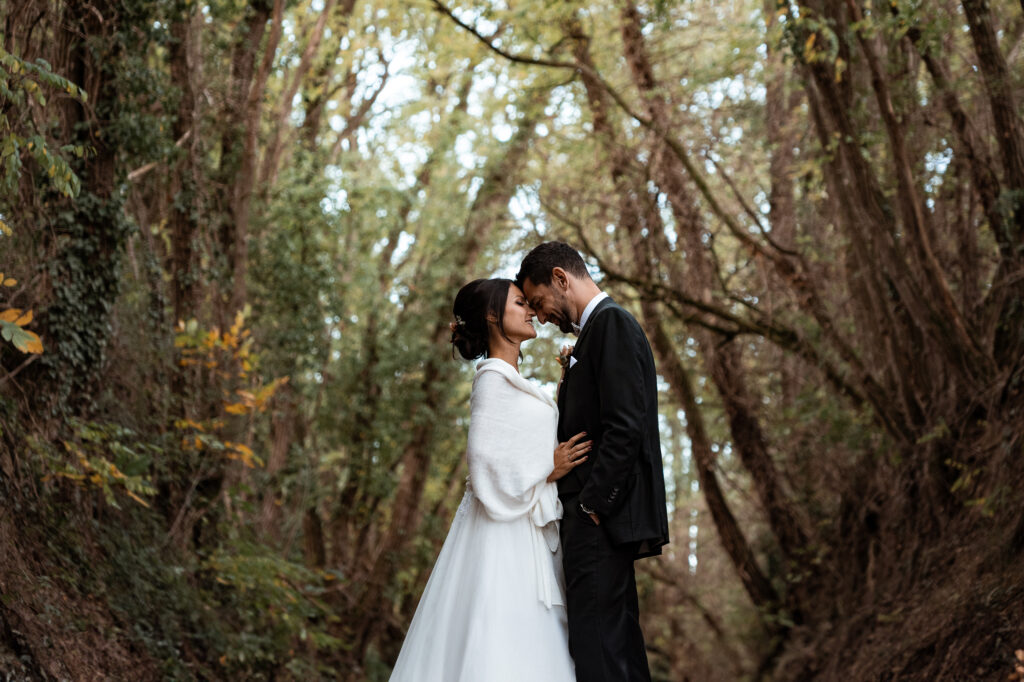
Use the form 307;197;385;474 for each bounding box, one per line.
389;278;590;681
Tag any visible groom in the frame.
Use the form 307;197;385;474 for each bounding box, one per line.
517;242;669;681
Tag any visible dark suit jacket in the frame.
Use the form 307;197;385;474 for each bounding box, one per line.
557;296;670;559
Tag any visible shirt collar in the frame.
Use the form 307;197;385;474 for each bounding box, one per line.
578;292;609;332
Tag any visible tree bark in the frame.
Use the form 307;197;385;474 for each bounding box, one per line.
215;0;281;321
168;9;202;324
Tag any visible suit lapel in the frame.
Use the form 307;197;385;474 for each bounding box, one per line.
558;296;614;422
574;296;615;350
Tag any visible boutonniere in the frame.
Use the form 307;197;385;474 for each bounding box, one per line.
558;344;574;370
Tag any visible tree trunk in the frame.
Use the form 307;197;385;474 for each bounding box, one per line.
215;0;280;322
168;9;202;324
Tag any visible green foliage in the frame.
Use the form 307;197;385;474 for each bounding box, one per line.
13;411;345;679
93;3;178;170
202;542;343;675
40;192;134;412
0;47;88;200
97;526;215;679
44;419;158;509
249;157;338;381
10;0;1023;678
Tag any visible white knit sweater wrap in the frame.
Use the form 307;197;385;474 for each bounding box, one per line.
466;358;563;607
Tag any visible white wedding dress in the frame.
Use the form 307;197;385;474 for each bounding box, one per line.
389;358;575;681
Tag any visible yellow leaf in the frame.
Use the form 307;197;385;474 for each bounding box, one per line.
230;310;245;337
224;402;248;415
21;330;43;354
0;308;22;323
229;442;254;457
126;491;150;507
14;309;32;326
804;33;816;53
226;444;261;468
0;220;10;236
3;278;16;286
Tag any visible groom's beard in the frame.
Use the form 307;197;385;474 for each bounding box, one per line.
554;300;576;334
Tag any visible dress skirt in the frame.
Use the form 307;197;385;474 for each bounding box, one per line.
389;488;575;681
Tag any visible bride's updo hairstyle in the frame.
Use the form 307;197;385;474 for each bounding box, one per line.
450;278;515;360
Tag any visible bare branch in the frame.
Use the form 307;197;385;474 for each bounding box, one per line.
429;0;577;70
126;129;193;182
0;353;40;388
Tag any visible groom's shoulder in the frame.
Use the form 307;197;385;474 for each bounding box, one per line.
593;298;642;331
589;301;653;357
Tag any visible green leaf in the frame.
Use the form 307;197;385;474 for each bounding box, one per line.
0;320;43;353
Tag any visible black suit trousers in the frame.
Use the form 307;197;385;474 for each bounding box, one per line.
561;494;651;682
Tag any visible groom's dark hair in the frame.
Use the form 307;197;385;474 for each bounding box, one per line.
515;241;590;288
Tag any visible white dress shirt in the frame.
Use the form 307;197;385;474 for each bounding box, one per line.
579;292;609;332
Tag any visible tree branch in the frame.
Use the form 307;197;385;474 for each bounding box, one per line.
429;0;577;70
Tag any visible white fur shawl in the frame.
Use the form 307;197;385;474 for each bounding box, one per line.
467;358;563;606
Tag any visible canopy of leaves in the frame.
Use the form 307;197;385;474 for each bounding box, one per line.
1;0;1022;679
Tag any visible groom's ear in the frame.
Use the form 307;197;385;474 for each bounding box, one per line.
551;267;570;290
